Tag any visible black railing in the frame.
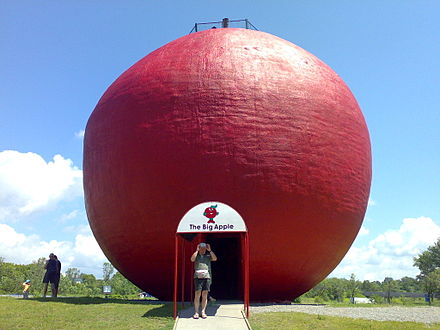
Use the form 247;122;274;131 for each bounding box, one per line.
189;18;258;34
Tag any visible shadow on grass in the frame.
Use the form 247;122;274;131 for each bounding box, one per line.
30;297;169;306
142;304;174;318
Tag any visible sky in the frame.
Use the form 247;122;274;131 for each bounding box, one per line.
1;1;439;282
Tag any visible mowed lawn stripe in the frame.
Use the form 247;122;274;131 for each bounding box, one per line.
250;312;440;330
0;297;174;329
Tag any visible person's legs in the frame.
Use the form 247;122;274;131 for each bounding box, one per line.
201;290;209;317
42;283;48;297
194;290;201;317
50;283;56;297
42;271;50;298
54;278;59;297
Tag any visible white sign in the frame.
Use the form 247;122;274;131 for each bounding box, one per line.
177;202;247;233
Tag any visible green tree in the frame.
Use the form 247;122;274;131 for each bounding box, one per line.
59;274;75;295
65;268;81;283
27;258;46;294
326;278;346;302
423;269;440;305
398;276;421;292
305;279;330;301
382;277;399;304
0;257;47;296
0;257;5;288
103;262;114;282
347;274;361;303
361;280;381;292
0;262;23;294
414;239;440;277
81;274;101;295
110;272;139;296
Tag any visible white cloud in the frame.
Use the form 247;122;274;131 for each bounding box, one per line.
74;130;85;139
0;150;83;221
74;234;105;257
58;210;80;223
63;224;93;234
0;223;107;277
359;226;369;236
331;216;440;281
367;198;376;206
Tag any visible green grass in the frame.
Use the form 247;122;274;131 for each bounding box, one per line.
3;296;439;330
0;297;174;329
249;311;440;330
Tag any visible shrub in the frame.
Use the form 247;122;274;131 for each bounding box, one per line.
314;296;325;304
293;296;302;304
372;295;384;304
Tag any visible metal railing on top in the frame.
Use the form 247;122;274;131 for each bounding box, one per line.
189;18;258;34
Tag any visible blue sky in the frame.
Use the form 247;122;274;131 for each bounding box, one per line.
1;1;439;280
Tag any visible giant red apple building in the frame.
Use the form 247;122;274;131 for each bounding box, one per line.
83;28;371;301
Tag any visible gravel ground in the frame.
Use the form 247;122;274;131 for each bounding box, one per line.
250;305;440;324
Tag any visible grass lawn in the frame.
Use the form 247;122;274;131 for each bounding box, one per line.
249;312;440;330
0;297;174;329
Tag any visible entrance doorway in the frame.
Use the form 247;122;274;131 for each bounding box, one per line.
204;233;242;300
173;201;249;319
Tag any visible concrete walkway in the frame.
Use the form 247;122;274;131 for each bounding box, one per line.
174;303;250;330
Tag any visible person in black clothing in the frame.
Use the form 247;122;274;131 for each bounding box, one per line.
42;253;59;297
53;255;61;297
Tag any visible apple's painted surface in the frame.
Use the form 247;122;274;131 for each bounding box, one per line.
84;28;371;301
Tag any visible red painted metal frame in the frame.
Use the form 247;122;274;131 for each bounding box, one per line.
173;235;179;319
244;232;250;318
181;241;185;309
173;232;250;320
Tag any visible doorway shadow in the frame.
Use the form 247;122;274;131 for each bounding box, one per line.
177;303;220;318
206;304;221;316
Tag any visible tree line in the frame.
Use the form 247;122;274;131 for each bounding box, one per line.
1;238;439;301
303;274;426;304
302;238;440;304
0;258;139;298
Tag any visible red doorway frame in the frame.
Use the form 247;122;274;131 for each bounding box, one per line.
173;231;250;319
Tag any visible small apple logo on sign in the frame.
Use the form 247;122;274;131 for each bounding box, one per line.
203;205;219;223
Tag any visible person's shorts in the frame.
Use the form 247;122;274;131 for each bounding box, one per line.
43;271;57;284
194;278;211;291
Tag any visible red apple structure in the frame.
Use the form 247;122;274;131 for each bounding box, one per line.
83;28;371;301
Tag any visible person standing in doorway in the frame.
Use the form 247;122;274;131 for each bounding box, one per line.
191;242;217;319
42;253;59;298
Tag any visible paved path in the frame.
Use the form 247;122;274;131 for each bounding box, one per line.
174;303;250;330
